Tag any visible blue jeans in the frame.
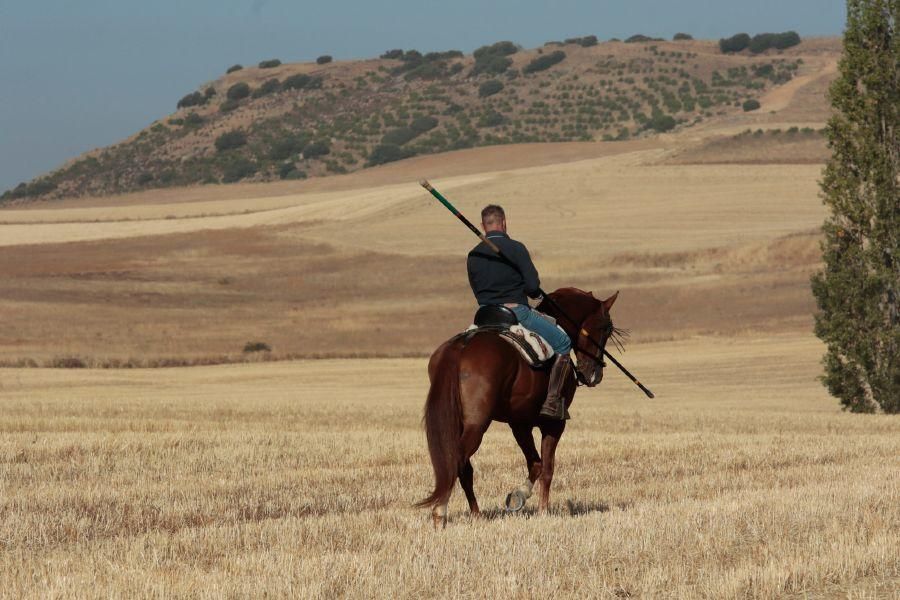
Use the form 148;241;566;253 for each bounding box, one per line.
508;305;572;355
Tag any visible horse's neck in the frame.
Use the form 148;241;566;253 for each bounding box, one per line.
539;296;585;339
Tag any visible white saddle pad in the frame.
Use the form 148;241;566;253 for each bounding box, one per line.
467;324;556;365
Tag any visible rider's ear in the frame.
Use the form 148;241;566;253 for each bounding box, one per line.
603;291;619;310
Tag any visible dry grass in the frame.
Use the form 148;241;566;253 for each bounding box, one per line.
0;153;826;363
667;131;830;166
1;335;898;598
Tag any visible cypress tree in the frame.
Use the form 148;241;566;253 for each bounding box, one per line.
811;0;899;412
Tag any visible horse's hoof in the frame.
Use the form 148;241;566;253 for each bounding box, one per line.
505;490;527;513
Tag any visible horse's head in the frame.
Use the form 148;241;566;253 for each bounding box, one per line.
539;288;624;388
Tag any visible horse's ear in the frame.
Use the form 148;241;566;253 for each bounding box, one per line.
603;291;619;311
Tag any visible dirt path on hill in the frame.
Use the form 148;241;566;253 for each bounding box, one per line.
759;58;838;113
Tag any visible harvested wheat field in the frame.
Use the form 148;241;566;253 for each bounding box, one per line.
1;336;899;598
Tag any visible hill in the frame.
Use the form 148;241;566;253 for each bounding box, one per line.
2;35;838;204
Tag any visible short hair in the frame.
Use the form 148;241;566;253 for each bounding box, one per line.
481;204;505;226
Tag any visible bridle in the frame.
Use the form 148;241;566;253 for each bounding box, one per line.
572;312;613;387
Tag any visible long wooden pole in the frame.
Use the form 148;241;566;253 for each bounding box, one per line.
420;179;654;399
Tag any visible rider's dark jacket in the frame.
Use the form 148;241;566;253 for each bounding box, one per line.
467;231;541;306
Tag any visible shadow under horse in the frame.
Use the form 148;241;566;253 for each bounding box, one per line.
416;287;619;528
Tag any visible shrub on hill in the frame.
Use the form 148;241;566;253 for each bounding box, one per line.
474;41;518;59
279;163;307;179
472;41;517;76
400;50;422;63
252;78;281;98
269;133;310;160
215;130;248;152
367;144;413;166
183;112;204;127
204;86;216;98
424;50;463;61
742;99;761;111
673;33;693;41
478;110;505;127
258;59;282;69
158;168;176;184
219;99;240;113
283;74;312;90
410;116;438;134
302;140;330;158
177;91;206;109
381;49;403;59
389;51;420;74
382;127;418;146
625;34;663;43
403;62;447;81
748;31;802;53
471;54;512;76
392;48;462;80
316;55;333;64
226;82;251;100
479;79;504;97
226;64;243;74
221;157;256;182
523;50;566;74
2;178;57;200
564;35;598;47
644;113;676;132
753;63;775;78
719;33;751;53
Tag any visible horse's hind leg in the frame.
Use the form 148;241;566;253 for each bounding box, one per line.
511;424;542;501
432;499;449;529
458;424;486;516
459;460;478;515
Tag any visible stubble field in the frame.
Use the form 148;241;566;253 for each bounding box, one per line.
2;335;899;598
2;47;898;597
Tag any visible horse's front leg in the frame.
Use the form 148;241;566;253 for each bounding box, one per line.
511;423;542;498
538;420;565;514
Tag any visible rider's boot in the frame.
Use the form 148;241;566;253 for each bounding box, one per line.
539;354;572;420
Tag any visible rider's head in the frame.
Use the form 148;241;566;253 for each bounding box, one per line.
480;204;507;233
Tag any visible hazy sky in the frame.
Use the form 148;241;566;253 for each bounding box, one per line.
0;0;846;192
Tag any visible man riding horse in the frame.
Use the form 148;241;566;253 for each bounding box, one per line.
416;180;647;527
467;204;572;419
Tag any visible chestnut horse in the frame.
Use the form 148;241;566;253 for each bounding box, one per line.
416;287;619;527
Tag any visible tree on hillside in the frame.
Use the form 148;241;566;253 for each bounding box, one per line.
719;33;751;53
811;0;899;412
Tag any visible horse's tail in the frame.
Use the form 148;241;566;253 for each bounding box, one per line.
415;340;464;509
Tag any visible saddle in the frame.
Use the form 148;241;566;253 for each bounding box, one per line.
456;305;556;367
